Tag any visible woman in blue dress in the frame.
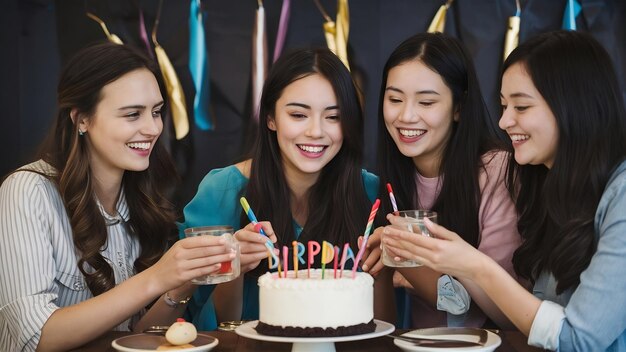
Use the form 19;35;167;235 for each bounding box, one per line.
181;48;396;330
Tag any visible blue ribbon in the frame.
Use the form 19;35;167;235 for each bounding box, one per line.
562;0;582;30
189;0;213;130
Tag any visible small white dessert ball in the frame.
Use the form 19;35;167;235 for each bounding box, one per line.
165;318;198;345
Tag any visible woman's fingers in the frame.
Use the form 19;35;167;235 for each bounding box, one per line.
187;263;224;281
179;235;227;249
241;221;277;244
237;231;276;271
174;243;232;260
423;217;459;241
257;221;278;243
185;252;236;271
365;247;386;276
383;231;432;264
383;225;437;249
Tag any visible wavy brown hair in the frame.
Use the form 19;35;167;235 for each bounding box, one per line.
34;42;178;296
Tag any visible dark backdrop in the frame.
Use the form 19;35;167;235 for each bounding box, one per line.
2;0;625;213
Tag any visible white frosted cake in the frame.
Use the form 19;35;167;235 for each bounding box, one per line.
256;269;376;337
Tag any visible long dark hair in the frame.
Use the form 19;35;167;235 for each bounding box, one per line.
377;32;505;247
35;42;177;296
508;31;626;293
244;48;371;275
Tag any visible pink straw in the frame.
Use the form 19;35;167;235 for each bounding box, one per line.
386;183;398;212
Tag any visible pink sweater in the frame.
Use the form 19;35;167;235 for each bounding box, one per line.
408;150;522;328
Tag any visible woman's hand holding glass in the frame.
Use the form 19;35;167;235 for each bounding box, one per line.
382;216;488;281
147;235;236;293
234;221;278;273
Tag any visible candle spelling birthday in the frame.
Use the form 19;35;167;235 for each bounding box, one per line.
265;240;356;279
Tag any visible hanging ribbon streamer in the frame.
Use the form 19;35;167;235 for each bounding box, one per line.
153;0;189;140
138;8;154;59
503;0;521;61
86;13;124;44
427;0;453;33
252;0;268;123
314;0;350;71
189;0;213;130
273;0;291;63
562;0;582;30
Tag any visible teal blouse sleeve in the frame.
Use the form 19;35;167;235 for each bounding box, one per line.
179;166;247;233
178;166;248;331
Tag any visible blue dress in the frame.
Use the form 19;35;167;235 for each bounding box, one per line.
179;165;379;330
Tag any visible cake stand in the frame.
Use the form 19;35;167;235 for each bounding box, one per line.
235;319;394;352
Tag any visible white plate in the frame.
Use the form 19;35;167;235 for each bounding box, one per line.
111;333;218;352
394;328;501;352
235;319;395;343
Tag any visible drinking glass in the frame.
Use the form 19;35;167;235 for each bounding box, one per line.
382;210;437;267
184;225;240;284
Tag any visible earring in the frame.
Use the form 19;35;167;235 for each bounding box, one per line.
78;130;85;136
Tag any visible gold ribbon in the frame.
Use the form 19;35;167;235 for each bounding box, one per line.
153;43;189;140
427;0;453;33
152;1;189;140
316;0;350;70
503;15;520;60
503;0;522;61
86;13;123;44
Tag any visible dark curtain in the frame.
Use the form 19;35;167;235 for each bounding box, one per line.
3;0;625;212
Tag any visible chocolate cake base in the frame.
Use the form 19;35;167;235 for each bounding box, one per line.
255;319;376;337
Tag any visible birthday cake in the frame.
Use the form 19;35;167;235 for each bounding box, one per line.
256;268;376;337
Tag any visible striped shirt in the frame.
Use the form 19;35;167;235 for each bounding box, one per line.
0;160;141;351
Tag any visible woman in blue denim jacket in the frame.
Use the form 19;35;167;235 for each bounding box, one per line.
382;30;626;351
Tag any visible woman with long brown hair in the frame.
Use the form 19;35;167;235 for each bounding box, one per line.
180;47;396;330
0;42;233;351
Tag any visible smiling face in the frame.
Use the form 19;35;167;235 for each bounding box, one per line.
268;73;343;183
383;59;457;177
79;68;164;182
499;62;559;168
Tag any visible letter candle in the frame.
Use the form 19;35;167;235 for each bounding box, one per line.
386;183;399;212
333;246;339;278
267;247;280;270
292;241;298;277
265;241;275;270
307;241;321;278
282;246;289;278
353;199;381;278
321;242;326;279
340;243;355;278
321;241;334;279
294;241;306;278
296;242;305;264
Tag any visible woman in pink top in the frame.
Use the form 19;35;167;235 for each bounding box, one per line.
361;33;522;329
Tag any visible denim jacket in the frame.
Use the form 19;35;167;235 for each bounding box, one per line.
529;160;626;351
